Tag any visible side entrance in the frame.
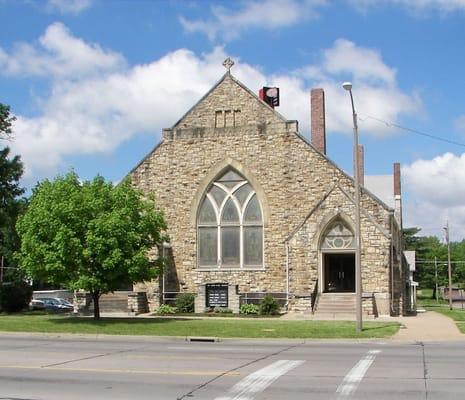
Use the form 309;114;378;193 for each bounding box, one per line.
323;253;355;292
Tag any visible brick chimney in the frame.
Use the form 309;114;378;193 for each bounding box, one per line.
358;145;364;186
311;88;326;154
393;162;402;227
394;162;401;197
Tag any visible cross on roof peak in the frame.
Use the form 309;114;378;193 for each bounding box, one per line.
222;57;235;73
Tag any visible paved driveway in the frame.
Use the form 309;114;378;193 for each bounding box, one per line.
1;333;465;399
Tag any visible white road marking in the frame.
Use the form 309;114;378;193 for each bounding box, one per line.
215;359;304;400
336;349;381;398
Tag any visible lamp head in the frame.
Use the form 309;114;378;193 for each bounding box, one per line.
342;81;353;91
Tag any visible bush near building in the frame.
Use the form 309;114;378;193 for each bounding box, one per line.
175;293;195;313
0;281;32;312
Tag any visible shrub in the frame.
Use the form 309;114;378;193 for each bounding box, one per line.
259;294;280;315
240;303;260;315
0;281;33;312
156;304;177;314
213;307;233;314
175;293;195;313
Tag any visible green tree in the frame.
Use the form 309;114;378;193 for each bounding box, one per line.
0;104;25;283
16;172;166;319
450;240;465;287
0;103;16;140
403;227;465;298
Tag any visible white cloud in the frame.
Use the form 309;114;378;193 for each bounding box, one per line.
294;38;421;136
3;25;420;184
403;152;465;240
46;0;92;14
0;22;124;79
9;46;229;178
349;0;465;14
180;0;327;41
321;39;396;85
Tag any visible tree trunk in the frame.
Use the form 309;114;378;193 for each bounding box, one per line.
92;291;101;320
432;286;437;300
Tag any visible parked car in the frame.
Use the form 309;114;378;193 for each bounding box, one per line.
29;299;46;311
40;298;74;312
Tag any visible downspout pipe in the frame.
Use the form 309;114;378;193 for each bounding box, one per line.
285;241;290;311
390;212;395;315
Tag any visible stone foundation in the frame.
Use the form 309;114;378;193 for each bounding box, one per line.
288;295;312;313
128;292;149;314
74;292;92;314
362;293;377;317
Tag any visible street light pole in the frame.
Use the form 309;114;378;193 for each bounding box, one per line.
343;82;363;332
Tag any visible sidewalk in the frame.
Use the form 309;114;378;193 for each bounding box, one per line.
391;310;465;342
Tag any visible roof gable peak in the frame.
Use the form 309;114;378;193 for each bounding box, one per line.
172;71;287;130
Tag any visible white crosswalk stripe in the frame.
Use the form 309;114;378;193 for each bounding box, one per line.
336;349;381;398
215;359;305;400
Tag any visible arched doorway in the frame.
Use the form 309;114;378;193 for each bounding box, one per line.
320;221;356;293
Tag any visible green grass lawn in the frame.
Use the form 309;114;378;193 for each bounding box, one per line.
423;306;465;322
417;288;447;308
457;323;465;334
0;314;400;339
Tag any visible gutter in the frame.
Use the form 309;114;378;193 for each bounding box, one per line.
285;241;290;310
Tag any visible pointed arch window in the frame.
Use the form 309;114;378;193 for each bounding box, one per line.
197;169;263;269
321;221;355;251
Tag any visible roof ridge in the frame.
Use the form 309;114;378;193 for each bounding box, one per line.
172;71;288;129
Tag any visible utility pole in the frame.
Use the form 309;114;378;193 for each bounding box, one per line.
434;257;438;302
0;256;3;283
444;222;453;310
343;82;363;333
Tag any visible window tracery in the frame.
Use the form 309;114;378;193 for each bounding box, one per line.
197;169;263;268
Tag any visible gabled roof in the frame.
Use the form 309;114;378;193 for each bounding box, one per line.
172;71;289;128
292;131;394;213
129;70;396;216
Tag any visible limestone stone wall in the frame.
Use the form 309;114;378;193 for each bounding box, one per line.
127;292;149;314
174;73;284;129
133;246;162;312
287;185;392;314
130;73;404;315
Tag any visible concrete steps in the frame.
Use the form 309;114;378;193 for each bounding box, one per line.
96;291;131;312
314;293;356;318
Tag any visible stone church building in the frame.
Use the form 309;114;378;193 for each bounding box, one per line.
130;63;408;317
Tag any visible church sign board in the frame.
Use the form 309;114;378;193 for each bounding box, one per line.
206;283;228;308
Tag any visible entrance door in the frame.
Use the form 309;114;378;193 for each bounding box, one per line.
323;253;355;292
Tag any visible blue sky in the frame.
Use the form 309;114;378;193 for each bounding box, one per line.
2;0;465;239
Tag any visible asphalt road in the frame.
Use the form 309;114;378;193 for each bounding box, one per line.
0;334;464;399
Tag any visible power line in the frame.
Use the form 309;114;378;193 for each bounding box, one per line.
359;114;465;148
416;260;465;264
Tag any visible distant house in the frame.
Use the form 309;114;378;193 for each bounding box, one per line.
403;250;417;313
130;62;409;317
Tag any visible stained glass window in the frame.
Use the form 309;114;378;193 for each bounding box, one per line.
197;169;263;268
198;198;217;224
199;227;218;265
321;221;355;250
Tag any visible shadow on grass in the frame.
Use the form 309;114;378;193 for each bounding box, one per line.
361;323;399;333
48;316;199;326
2;310;66;316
